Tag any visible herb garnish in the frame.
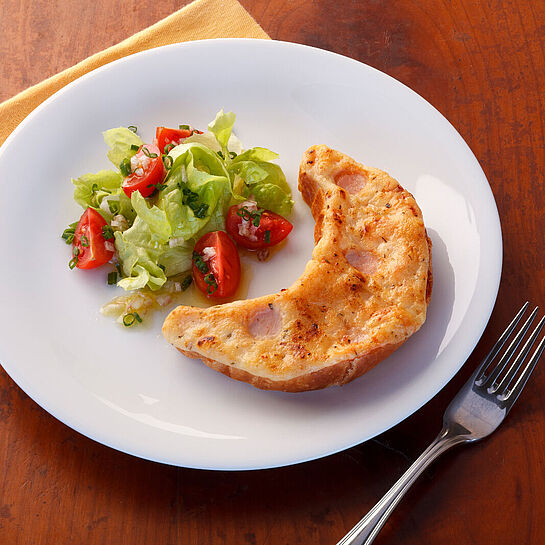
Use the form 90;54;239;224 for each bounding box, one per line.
69;247;80;269
192;251;209;274
204;273;218;294
119;157;132;177
181;186;209;219
141;147;158;158
122;312;142;327
61;222;78;244
181;274;193;291
237;205;265;227
102;225;114;240
162;155;173;170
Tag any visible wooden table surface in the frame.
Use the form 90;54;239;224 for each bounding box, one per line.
1;1;544;543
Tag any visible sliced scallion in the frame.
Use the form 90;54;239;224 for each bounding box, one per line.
163;155;173;169
122;312;142;327
128;125;138;133
102;225;114;240
142;147;158;158
204;273;218;295
181;274;193;291
61;221;78;244
107;271;118;285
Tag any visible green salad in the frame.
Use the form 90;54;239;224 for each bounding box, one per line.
63;110;294;325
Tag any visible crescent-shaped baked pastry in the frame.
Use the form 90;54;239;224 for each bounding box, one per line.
162;145;432;392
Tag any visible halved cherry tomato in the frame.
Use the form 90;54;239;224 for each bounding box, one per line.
156;127;192;153
72;208;114;270
122;144;164;198
192;231;240;298
225;203;293;250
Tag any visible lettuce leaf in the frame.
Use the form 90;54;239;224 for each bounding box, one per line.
228;156;293;215
162;143;232;239
130;191;171;244
114;218;167;291
103;127;143;167
157;246;193;277
72;170;122;209
208;109;236;151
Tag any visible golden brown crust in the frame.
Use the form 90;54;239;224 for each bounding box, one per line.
163;145;432;391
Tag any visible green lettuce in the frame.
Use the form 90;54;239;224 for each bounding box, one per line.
114;218;167;291
163;143;232;239
68;110;293;294
72;170;122;209
103;127;143;167
228;151;293;216
208;109;236;151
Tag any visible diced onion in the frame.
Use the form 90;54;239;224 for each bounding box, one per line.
201;246;217;261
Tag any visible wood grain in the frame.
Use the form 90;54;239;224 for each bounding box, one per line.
1;0;545;543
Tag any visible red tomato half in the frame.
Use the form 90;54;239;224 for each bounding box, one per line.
72;208;114;270
225;203;293;250
156;126;192;153
122;144;164;198
192;231;240;298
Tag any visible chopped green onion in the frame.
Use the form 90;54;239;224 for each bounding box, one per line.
142;147;158;158
204;273;218;295
107;271;118;285
229;151;237;159
91;183;99;194
163;143;175;154
61;221;78;244
217;151;225;160
80;235;90;247
102;225;114;240
68;256;78;269
181;274;193;291
192;203;208;219
181;186;209;218
179;124;190;130
73;247;80;257
128;125;138;133
130;144;140;151
119;157;132;176
122;312;142;327
192;251;209;274
146;183;166;192
236;205;264;227
264;230;271;244
163;155;173;169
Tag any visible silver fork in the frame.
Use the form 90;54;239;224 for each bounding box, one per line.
337;302;545;545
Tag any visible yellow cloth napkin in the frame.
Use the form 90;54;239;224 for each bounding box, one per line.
0;0;269;146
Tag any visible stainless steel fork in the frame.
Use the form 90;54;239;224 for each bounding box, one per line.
337;302;545;545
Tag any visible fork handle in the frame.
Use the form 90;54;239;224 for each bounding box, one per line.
336;427;469;545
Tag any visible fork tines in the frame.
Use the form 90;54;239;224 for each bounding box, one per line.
475;302;545;405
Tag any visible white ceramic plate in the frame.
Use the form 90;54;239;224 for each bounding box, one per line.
0;39;502;470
